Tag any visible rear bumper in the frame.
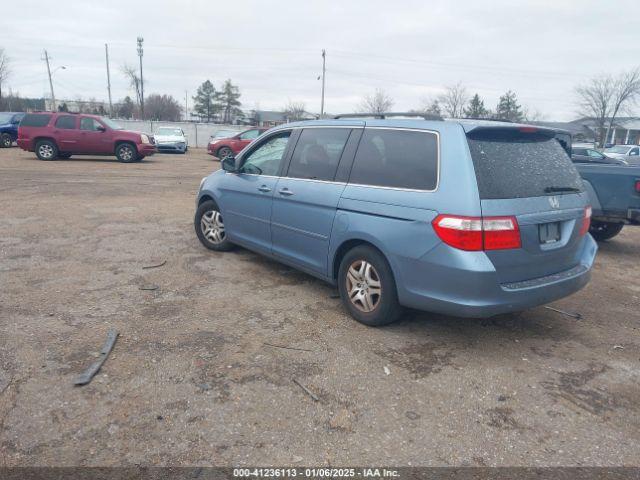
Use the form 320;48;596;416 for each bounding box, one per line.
394;234;598;318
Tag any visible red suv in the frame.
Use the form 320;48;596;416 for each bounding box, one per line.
17;112;157;162
207;128;266;159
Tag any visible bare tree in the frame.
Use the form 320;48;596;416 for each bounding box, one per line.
283;101;307;121
358;88;394;114
604;67;640;145
146;94;182;121
576;74;614;146
0;47;11;100
439;83;469;118
122;64;142;112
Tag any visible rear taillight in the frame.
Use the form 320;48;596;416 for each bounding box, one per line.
432;215;521;251
635;180;640;193
580;206;592;236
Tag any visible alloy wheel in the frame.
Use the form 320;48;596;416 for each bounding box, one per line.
39;144;54;159
120;146;134;161
345;259;382;313
200;210;226;244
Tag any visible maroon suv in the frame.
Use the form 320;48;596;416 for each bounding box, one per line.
17;112;156;162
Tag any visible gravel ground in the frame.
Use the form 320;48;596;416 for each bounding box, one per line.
0;147;639;467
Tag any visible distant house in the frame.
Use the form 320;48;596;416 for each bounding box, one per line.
533;117;640;145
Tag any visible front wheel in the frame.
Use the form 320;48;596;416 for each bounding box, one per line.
1;133;12;148
589;221;624;241
194;200;234;251
338;245;403;326
115;143;137;163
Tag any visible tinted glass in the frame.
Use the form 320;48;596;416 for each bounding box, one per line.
241;132;291;176
349;129;438;190
631;148;639;156
287;128;350;181
587;149;603;158
20;114;52;127
239;129;260;140
467;129;584;199
572;148;586;155
80;118;102;131
55;116;77;129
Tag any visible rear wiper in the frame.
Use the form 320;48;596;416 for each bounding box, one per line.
544;186;581;193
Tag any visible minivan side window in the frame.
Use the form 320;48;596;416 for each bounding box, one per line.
287;128;351;181
55;116;77;129
240;131;291;176
349;129;438;190
20;114;52;127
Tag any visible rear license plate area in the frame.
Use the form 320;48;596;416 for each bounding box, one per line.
539;222;561;244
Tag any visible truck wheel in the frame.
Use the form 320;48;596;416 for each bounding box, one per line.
589;221;624;241
115;143;136;163
338;245;403;326
1;133;12;148
35;140;58;160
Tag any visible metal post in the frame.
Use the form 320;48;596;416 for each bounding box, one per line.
320;49;326;117
137;37;144;119
44;50;56;111
185;90;188;121
105;44;113;117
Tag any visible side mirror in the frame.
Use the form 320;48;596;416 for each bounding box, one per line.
221;155;237;172
97;125;106;132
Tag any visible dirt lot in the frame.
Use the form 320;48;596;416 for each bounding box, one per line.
1;147;639;467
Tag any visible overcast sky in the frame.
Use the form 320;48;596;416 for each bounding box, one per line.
3;0;639;120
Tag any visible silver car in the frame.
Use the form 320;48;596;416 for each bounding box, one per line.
604;145;640;165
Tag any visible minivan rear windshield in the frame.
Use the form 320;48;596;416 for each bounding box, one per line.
466;128;584;200
20;114;52;127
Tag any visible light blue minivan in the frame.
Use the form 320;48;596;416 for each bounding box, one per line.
195;116;597;326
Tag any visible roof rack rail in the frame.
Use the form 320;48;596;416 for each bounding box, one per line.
459;117;513;123
333;112;443;121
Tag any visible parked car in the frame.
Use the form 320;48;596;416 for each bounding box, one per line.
195;118;597;326
604;145;640;165
17;112;156;162
207;128;267;159
0;112;25;148
154;126;188;153
571;146;627;166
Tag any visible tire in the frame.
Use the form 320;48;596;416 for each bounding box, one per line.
337;245;403;326
115;143;137;163
58;153;72;159
216;146;233;159
35;139;58;160
589;221;624;241
1;133;12;148
194;200;233;251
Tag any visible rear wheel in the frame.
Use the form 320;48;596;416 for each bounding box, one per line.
216;146;233;159
35;140;58;160
1;133;12;148
115;143;137;163
338;245;403;326
194;200;233;251
589;221;624;241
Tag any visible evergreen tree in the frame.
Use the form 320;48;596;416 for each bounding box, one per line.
117;96;135;119
495;90;524;122
219;79;242;124
463;93;490;118
193;80;219;122
424;99;441;117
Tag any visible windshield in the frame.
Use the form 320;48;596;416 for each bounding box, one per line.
100;117;123;130
0;113;14;124
606;146;631;154
157;127;183;136
467;128;584;199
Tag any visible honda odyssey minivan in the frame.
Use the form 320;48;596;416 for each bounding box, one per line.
194;117;597;326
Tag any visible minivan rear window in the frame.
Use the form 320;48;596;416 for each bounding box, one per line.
20;114;52;127
349;129;438;190
466;128;584;199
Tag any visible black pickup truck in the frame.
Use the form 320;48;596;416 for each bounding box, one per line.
554;130;640;241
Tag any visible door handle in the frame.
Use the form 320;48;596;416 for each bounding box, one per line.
258;185;271;193
278;188;294;196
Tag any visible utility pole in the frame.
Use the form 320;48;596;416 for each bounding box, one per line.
137;37;144;119
105;44;113;117
185;90;188;121
43;50;56;111
320;49;326;117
